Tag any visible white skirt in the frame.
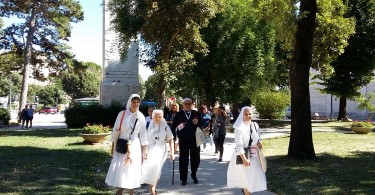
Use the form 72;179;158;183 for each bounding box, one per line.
227;149;267;193
141;143;168;185
105;138;142;189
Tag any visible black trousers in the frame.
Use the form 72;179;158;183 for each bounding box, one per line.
179;141;200;181
215;134;226;158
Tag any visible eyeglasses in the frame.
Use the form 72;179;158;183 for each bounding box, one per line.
184;103;192;106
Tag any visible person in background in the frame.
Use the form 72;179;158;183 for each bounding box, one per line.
105;94;149;195
26;105;36;129
20;105;29;129
145;106;155;129
191;102;198;111
171;98;202;186
166;102;180;154
141;109;174;195
199;105;213;151
213;106;227;162
227;106;267;195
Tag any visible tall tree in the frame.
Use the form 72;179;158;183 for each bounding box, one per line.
320;0;375;121
287;0;317;160
108;0;221;108
255;0;354;159
0;0;83;111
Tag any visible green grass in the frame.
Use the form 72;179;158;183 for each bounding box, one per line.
263;132;375;194
1;127;374;194
0;129;113;195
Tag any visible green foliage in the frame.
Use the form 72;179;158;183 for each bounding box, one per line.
252;91;290;119
0;72;21;97
0;0;83;79
64;103;123;128
0;51;24;76
256;0;355;74
350;121;374;128
144;74;161;101
82;123;110;134
0;108;10;125
171;0;279;104
36;85;66;106
61;61;101;99
320;0;375;100
108;0;221;107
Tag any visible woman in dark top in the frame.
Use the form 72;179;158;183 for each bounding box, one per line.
199;105;213;151
166;102;180;154
213;106;227;162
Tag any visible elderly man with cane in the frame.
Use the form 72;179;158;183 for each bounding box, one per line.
171;98;202;186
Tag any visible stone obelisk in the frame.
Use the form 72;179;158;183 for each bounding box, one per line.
101;0;141;106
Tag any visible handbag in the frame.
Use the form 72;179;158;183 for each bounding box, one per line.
116;112;138;154
195;127;206;147
116;139;128;154
236;148;249;165
236;122;255;164
257;148;267;172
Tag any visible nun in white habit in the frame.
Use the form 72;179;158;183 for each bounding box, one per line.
105;94;148;195
227;106;267;194
141;109;174;195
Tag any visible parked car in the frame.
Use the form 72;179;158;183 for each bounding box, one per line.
285;107;291;119
39;107;58;114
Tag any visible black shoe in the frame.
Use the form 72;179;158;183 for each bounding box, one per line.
191;176;199;184
218;157;222;162
181;181;187;186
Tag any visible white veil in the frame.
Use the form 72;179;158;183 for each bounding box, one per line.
148;109;168;131
233;106;252;129
126;94;141;110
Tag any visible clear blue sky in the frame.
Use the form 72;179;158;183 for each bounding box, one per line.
2;0;152;80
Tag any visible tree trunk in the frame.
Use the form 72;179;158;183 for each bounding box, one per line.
287;0;317;160
337;97;349;121
232;103;239;121
19;7;37;112
156;72;167;109
155;29;180;109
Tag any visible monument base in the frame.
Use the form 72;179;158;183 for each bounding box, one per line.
101;81;141;107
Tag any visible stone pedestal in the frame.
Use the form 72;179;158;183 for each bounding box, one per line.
101;0;141;106
101;43;141;106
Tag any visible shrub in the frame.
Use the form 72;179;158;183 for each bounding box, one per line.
252;91;290;119
0;108;11;125
351;121;374;128
65;102;123;128
82;123;110;134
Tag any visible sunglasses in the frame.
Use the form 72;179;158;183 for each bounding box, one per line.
184;103;192;106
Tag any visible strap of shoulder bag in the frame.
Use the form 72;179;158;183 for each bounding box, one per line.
118;110;126;131
130;118;138;136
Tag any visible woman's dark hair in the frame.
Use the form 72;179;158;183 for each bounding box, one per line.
131;96;141;102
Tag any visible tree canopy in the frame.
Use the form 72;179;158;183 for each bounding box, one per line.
61;61;101;99
320;0;375;120
170;0;278;109
0;0;83;111
108;0;221;108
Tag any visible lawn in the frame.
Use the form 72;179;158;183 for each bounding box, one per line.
264;132;375;194
0;127;374;194
0;129;113;195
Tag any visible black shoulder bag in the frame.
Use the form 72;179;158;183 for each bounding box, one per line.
236;122;257;164
116;118;138;154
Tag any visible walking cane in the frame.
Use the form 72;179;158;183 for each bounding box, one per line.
172;158;175;185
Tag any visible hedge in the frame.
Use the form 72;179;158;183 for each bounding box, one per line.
65;102;154;128
0;108;11;125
